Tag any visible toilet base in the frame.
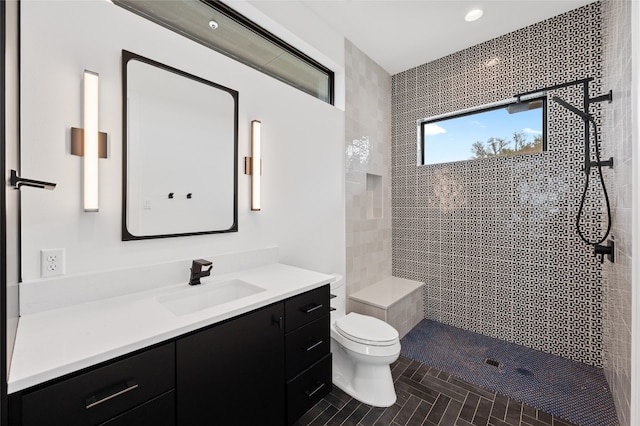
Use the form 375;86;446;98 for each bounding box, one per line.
331;339;398;407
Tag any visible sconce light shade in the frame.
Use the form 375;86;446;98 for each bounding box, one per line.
244;120;261;211
83;70;100;212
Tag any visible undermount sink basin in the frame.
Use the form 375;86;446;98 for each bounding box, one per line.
157;279;265;316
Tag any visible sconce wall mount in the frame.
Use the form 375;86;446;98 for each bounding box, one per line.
70;128;108;158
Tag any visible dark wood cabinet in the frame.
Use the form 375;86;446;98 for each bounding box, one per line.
284;286;332;425
9;284;331;426
176;302;285;426
14;343;175;426
285;315;330;378
99;390;175;426
286;354;332;425
285;285;330;333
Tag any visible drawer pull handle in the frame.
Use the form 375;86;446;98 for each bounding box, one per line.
302;339;324;352
85;380;139;409
301;303;323;314
304;382;326;398
330;307;336;311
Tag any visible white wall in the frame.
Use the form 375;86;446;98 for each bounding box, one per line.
19;1;345;282
4;0;20;378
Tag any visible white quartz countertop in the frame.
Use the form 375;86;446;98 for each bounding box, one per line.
8;263;333;393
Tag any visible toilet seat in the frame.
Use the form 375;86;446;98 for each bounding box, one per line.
335;313;399;346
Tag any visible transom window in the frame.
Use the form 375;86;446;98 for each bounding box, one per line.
113;0;334;104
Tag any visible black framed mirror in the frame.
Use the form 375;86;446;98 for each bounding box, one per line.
122;50;238;240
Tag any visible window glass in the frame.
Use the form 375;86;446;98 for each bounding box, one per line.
113;0;333;104
420;98;546;165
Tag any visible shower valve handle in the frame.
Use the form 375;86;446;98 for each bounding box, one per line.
593;241;614;264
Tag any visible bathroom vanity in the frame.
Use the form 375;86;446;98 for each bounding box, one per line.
8;264;332;425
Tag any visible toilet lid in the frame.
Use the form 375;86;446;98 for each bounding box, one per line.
335;313;399;346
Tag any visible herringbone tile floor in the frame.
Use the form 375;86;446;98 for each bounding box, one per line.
294;356;579;426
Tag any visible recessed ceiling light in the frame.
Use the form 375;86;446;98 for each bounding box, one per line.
465;9;484;22
208;19;219;30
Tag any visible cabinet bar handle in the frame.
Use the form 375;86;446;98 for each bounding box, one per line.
85;380;139;409
304;382;326;398
272;315;284;329
302;340;324;352
301;303;323;314
330;294;337;299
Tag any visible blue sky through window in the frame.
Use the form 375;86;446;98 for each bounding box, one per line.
422;105;543;165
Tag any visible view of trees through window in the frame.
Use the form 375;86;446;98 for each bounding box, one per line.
420;98;546;165
470;131;543;159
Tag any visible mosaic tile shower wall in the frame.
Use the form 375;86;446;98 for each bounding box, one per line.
391;3;605;366
601;0;633;423
345;40;393;298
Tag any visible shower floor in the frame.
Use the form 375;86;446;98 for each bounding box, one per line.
400;319;619;426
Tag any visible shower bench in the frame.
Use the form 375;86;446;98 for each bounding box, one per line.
349;276;424;338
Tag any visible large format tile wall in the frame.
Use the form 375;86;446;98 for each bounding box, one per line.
391;3;605;366
601;0;633;424
345;40;393;298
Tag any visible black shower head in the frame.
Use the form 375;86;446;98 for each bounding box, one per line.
507;101;530;114
552;96;594;122
507;98;545;114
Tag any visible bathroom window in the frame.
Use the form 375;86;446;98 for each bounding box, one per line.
419;97;547;165
113;0;334;104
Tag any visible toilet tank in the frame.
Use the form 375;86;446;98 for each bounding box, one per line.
330;274;346;319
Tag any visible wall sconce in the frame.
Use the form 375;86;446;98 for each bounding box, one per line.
244;120;261;211
71;70;107;212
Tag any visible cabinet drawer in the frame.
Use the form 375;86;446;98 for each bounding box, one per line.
286;315;330;379
99;390;175;426
285;284;330;332
21;343;175;426
286;353;332;425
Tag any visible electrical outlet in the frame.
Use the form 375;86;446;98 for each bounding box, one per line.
41;248;65;277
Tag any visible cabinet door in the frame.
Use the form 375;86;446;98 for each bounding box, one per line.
177;303;285;426
98;390;175;426
285;285;330;333
285;315;330;379
19;343;174;426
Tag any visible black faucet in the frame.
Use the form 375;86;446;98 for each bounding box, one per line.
189;259;213;285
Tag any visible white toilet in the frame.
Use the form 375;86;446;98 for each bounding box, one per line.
330;275;400;407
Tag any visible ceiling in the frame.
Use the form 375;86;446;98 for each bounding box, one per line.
290;0;596;75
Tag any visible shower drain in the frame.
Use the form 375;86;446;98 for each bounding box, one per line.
485;358;500;367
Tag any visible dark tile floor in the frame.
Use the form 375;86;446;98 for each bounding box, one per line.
294;356;579;426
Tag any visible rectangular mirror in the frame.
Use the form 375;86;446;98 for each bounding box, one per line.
122;50;238;240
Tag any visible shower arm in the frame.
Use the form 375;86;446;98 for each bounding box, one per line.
513;77;612;175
